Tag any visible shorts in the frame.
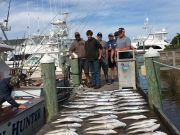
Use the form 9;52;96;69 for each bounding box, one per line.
108;51;116;68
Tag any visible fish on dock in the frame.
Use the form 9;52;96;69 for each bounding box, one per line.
85;129;117;134
113;106;146;111
45;128;78;135
115;109;150;114
85;121;126;131
122;115;147;120
52;116;83;124
128;124;160;134
130;119;158;126
88;114;118;121
128;122;157;130
63;104;95;109
55;123;82;128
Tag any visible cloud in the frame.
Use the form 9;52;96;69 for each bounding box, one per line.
0;0;179;41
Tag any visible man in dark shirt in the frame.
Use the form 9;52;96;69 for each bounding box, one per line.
85;30;102;89
0;77;27;109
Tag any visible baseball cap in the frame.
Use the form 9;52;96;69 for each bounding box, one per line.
118;28;125;33
114;31;119;37
108;33;114;37
97;32;102;37
75;32;80;36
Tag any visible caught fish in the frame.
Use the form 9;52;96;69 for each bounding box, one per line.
89;114;118;121
118;93;141;96
95;98;118;102
122;115;147;120
118;102;147;107
61;112;99;119
113;106;146;111
115;109;149;114
85;122;126;131
68;101;94;105
52;117;82;124
138;131;168;135
45;130;78;135
120;99;145;102
55;123;82;128
85;129;117;134
115;91;133;94
130;119;158;126
89;119;125;124
128;124;160;134
60;110;87;114
45;128;76;134
128;122;157;130
95;102;117;106
119;96;143;99
63;104;94;109
96;110;117;114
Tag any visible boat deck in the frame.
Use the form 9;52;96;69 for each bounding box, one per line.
37;81;171;135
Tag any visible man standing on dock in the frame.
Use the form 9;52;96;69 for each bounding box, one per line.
0;77;27;109
106;33;117;83
69;32;90;85
111;28;133;61
96;32;110;84
85;30;102;89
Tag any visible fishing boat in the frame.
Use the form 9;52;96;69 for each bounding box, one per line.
132;18;170;52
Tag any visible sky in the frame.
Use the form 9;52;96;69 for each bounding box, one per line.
0;0;180;41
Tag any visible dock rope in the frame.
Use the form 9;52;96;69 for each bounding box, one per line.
153;61;180;71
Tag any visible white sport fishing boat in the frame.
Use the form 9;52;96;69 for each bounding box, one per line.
131;18;170;52
6;13;72;79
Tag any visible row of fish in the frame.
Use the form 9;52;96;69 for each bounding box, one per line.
45;88;168;135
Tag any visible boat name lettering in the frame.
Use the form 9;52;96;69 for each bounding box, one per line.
11;108;41;135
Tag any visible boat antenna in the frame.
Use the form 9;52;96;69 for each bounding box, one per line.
143;17;149;34
4;0;11;29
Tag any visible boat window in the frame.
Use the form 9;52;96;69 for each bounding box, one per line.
152;45;162;49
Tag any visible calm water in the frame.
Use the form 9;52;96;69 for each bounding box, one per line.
139;70;180;131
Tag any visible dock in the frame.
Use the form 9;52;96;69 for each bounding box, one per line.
37;81;170;135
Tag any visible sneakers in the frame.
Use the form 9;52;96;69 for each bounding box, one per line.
106;79;111;85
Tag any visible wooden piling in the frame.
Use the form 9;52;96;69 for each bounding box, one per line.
41;54;58;122
144;48;163;110
70;56;80;87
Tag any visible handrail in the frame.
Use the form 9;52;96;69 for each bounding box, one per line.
153;60;180;71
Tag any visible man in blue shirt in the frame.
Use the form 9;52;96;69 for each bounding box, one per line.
0;77;27;109
106;33;116;83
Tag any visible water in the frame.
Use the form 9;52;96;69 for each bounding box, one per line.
139;70;180;131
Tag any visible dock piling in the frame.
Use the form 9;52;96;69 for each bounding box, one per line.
144;48;163;110
70;54;80;87
41;54;58;122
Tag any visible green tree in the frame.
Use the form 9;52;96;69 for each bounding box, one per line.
165;33;180;50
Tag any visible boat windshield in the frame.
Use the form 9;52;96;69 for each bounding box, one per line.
137;45;162;50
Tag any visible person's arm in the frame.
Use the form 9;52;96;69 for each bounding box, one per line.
5;95;20;108
97;40;103;60
69;42;75;55
111;49;115;62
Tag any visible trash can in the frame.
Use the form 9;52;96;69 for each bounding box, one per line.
117;50;136;89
